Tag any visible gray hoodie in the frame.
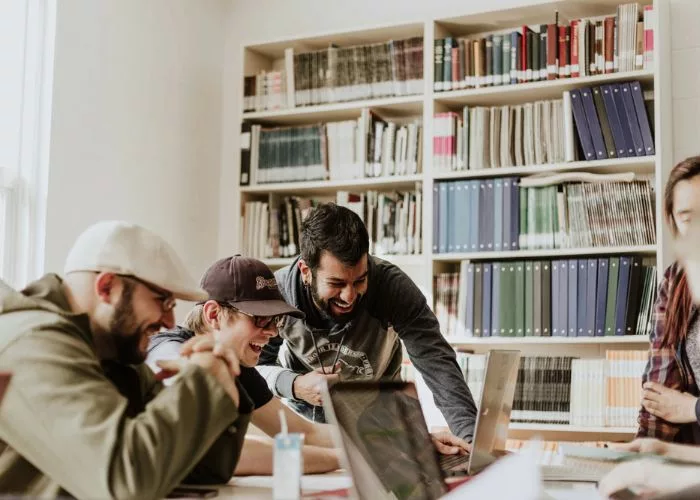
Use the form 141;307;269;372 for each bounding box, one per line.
256;256;477;440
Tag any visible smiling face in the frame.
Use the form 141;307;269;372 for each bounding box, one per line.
300;251;369;323
203;301;278;367
95;273;176;365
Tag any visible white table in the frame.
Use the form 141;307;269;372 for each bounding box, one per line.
180;473;602;499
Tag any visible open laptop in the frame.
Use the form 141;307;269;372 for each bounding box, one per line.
321;349;521;500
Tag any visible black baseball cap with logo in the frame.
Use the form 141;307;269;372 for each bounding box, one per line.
200;255;305;319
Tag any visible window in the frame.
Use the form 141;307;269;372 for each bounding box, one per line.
0;0;55;287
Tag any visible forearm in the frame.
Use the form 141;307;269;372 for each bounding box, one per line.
665;442;700;464
234;436;340;475
255;365;298;399
304;423;335;448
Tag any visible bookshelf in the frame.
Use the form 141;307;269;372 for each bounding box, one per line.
236;0;671;442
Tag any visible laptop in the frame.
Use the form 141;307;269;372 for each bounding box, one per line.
321;349;521;500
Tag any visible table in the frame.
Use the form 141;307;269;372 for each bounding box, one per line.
179;473;603;499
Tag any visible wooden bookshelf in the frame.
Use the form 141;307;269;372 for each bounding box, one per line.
433;157;656;180
433;245;657;262
434;69;654;107
431;423;637;441
241;174;423;195
235;0;671;441
445;335;648;345
507;424;636;441
263;254;424;269
242;95;424;125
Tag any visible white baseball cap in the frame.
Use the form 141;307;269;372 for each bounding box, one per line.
64;220;207;302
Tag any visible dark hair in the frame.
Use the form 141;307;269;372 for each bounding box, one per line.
662;156;700;348
300;203;370;270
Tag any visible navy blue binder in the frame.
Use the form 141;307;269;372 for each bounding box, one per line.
620;82;646;157
569;89;597;161
630;81;655;155
600;84;629;158
611;83;637;157
595;258;609;336
580;87;608;160
614;256;632;335
577;260;588;336
568;259;578;337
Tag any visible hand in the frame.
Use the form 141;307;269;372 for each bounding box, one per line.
598;459;662;498
180;333;241;380
608;438;669;456
292;364;340;406
157;352;240;406
430;431;471;455
642;382;698;423
599;459;700;499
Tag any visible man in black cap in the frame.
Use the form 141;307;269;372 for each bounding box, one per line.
147;255;342;476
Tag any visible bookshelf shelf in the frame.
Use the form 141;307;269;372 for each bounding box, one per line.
510;423;636;433
445;335;648;345
263;254;425;268
432;157;656;181
242;95;424;125
262;258;296;268
433;245;658;262
507;423;636;441
375;254;425;266
433;69;655;107
240;174;424;195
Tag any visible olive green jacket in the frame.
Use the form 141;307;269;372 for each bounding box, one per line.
0;274;248;499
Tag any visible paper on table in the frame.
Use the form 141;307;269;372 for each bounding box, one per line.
441;442;542;500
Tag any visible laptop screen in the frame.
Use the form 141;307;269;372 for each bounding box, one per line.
326;381;448;500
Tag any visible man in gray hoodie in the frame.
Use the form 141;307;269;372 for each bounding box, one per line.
257;203;478;442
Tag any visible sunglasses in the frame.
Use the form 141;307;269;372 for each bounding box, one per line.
120;275;176;313
231;307;285;330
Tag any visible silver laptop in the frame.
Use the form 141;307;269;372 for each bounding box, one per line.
322;349;521;500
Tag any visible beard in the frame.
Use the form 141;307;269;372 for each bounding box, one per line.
107;282;149;365
309;276;364;325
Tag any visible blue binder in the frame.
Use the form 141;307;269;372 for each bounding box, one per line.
580;87;608;160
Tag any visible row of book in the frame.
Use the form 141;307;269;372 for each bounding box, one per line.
432;99;569;173
405;351;646;428
338;189;423;256
241;197;316;259
243;37;424;112
434;81;654;174
571;82;654;161
241;189;424;259
434;256;657;339
242;70;286;114
239;112;422;185
434;3;654;91
433;176;656;254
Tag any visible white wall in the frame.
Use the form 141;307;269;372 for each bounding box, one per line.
45;0;229;305
669;0;700;163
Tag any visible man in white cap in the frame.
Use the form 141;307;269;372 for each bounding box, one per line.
0;221;247;498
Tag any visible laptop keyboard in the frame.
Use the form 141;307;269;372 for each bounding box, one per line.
539;464;606;482
439;453;470;470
